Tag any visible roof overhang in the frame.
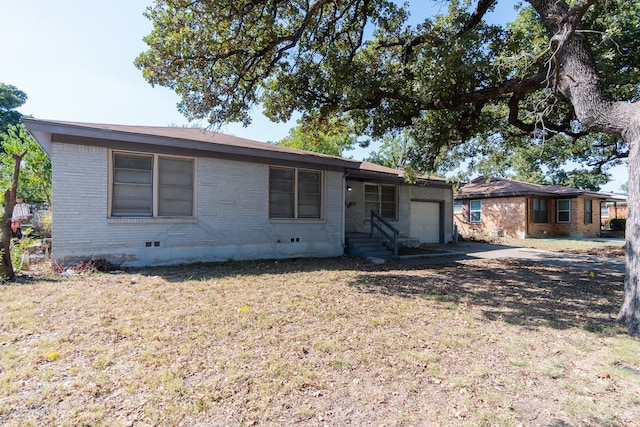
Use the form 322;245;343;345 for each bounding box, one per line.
22;118;359;170
23;118;451;188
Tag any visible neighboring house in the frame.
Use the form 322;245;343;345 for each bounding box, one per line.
454;176;625;239
24;118;453;267
601;199;628;228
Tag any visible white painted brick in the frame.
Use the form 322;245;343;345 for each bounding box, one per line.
51;143;344;266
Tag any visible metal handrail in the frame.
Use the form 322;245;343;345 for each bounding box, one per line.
370;210;399;257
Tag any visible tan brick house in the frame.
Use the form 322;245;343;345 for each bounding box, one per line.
454;177;625;239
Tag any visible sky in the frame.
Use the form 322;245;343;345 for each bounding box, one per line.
1;0;628;193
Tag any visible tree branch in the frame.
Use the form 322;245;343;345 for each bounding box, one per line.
507;93;588;139
380;0;498;63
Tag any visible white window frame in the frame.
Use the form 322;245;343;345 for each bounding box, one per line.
453;200;463;214
469;199;482;223
109;150;195;218
557;199;571;223
269;167;323;219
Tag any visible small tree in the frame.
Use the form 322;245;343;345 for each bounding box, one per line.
0;124;50;280
1;150;26;280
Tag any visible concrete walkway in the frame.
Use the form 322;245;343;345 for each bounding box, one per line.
393;241;626;275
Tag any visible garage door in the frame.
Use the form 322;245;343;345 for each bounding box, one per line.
410;201;441;243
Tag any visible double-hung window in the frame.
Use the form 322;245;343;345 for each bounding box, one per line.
469;200;482;223
269;167;322;219
453;200;463;214
111;151;194;217
557;199;571;223
533;198;548;223
364;183;397;221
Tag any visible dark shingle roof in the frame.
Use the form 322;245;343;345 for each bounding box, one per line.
23;118;448;185
455;176;624;201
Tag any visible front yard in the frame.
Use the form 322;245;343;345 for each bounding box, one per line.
490;236;626;257
1;255;638;426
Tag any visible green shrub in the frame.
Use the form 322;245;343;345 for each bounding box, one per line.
11;234;34;276
609;218;626;231
34;210;52;238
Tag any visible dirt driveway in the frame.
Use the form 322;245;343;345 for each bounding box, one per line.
395;239;626;275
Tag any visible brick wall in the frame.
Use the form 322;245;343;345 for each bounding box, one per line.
454;196;602;239
454;196;526;238
51;142;344;266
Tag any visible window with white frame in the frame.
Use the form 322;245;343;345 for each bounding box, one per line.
557;199;571;223
584;199;593;224
111;151;194;217
453;200;463;214
269;167;322;219
364;183;397;221
470;199;482;223
601;202;610;219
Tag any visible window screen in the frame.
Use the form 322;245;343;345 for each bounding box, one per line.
269;168;321;219
470;200;482;222
533;198;548;223
112;152;153;217
111;152;194;217
158;157;194;216
557;199;571;223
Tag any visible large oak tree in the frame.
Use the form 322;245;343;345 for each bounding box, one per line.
136;0;640;335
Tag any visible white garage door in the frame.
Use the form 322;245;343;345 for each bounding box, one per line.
410;201;440;243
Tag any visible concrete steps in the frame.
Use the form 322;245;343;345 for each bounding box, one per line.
346;233;394;260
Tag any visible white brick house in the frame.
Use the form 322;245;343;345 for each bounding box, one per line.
24;119;453;267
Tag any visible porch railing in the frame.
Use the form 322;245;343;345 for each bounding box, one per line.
370;210;399;257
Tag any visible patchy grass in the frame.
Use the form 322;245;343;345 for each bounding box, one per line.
495;237;626;257
0;257;638;426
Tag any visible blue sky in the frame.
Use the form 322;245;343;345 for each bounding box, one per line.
2;0;627;192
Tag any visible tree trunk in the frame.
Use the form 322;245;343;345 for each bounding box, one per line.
617;132;640;335
1;189;15;280
527;0;640;335
0;151;26;281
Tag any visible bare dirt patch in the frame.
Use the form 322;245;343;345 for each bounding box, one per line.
560;246;625;258
1;257;638;426
473;236;626;258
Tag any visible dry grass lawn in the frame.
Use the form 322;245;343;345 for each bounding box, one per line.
1;256;639;426
494;237;626;258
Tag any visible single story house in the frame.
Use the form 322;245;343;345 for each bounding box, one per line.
24;118;454;267
454;176;626;239
601;199;627;228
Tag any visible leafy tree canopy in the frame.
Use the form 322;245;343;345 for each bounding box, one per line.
621;182;629;195
0;124;52;205
276;116;359;157
136;0;637;185
0;83;27;135
364;130;414;170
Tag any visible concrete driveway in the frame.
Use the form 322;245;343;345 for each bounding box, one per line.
394;241;626;275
